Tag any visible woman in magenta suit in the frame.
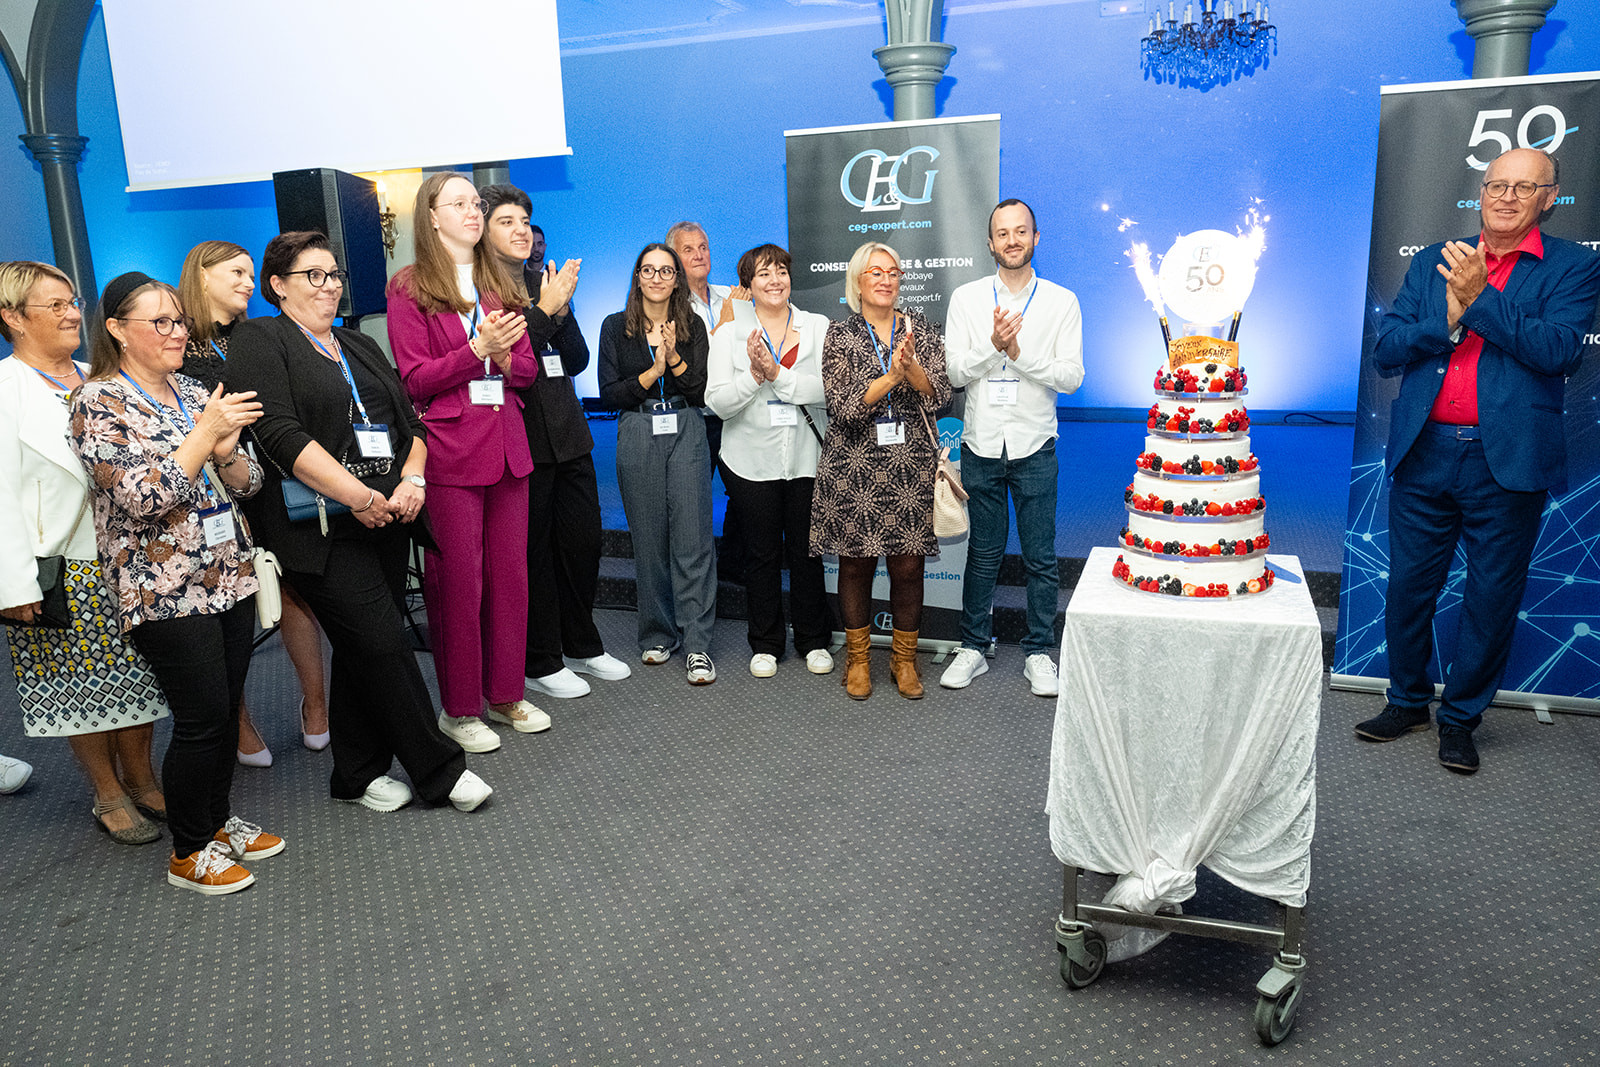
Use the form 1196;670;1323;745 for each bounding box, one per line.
387;172;547;755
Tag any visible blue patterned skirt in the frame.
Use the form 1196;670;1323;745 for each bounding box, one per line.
7;558;168;736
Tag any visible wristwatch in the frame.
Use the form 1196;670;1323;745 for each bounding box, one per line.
404;474;426;489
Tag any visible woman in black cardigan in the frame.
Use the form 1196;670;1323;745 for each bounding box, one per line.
225;231;490;814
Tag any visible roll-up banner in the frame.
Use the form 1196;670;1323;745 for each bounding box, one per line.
785;116;1001;646
1333;72;1600;712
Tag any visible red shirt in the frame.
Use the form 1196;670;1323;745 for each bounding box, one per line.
1428;227;1544;425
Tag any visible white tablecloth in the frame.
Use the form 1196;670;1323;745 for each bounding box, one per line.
1047;549;1321;922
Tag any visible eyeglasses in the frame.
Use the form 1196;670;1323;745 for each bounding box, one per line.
119;315;193;337
434;197;489;217
1482;180;1556;200
24;297;85;317
281;267;348;288
638;265;678;281
862;267;904;281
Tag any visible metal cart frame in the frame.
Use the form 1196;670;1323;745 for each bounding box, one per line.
1053;864;1308;1046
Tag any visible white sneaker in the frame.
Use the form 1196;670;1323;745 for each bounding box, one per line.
339;774;413;812
940;647;989;689
641;646;672;665
525;667;590;699
448;770;493;812
436;713;502;753
750;653;778;678
1024;653;1060;697
565;652;633;681
686;652;717;685
0;753;33;794
487;699;552;734
805;649;835;675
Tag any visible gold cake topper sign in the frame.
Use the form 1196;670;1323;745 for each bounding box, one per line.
1168;336;1239;370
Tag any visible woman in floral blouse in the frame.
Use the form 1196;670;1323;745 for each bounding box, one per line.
68;272;282;896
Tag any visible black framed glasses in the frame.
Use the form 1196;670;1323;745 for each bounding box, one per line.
638;265;678;281
24;297;85;317
281;267;348;288
1482;180;1555;200
119;315;193;336
434;197;489;217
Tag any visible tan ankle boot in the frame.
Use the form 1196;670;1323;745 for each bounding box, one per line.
890;629;924;699
843;626;873;700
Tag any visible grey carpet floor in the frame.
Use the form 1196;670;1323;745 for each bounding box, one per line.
2;609;1596;1066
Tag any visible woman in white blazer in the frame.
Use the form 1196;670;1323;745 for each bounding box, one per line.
0;261;169;844
705;244;835;679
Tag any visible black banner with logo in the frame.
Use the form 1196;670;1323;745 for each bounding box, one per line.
1333;72;1600;710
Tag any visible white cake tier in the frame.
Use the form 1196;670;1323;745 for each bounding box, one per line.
1128;471;1263;515
1148;396;1250;435
1140;435;1256;473
1111;551;1274;598
1127;509;1266;548
1153;361;1248;396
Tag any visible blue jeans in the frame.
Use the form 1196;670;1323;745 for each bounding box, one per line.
959;439;1059;655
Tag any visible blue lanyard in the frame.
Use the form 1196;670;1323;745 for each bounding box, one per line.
209;339;228;362
993;277;1039;317
31;366;78;392
294;321;372;425
649;341;667;399
760;307;793;366
866;315;899;417
118;372;218;499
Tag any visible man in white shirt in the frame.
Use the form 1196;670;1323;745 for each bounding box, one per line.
667;221;733;336
939;199;1084;697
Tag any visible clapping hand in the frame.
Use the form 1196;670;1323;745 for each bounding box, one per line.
536;259;581;318
660;320;678;363
198;384;262;459
991;306;1022;358
747;328;777;383
1437;240;1488;330
475;309;528;373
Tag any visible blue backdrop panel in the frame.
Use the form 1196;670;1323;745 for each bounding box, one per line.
1334;72;1600;707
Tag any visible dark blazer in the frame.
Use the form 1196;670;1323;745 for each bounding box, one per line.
517;262;594;464
596;312;709;410
225;313;426;574
1374;231;1600;493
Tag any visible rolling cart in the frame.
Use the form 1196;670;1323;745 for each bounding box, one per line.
1046;549;1322;1047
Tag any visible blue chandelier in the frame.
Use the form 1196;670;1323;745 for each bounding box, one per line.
1142;0;1277;87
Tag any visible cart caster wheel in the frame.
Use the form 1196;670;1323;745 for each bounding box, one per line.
1057;929;1107;989
1253;983;1301;1046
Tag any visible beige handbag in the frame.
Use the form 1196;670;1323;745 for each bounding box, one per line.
918;409;969;538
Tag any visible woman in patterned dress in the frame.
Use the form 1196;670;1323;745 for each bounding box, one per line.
0;261;168;844
70;272;283;895
809;242;950;700
178;240;332;761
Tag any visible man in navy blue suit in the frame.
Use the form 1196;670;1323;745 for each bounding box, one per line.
1356;147;1600;774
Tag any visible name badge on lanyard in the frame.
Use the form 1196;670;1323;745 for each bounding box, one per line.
875;416;905;446
767;400;798;427
541;353;565;378
354;422;393;458
987;379;1020;406
470;376;505;406
198;504;237;548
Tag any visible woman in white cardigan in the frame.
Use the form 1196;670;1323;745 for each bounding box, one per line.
0;261;169;843
705;244;835;679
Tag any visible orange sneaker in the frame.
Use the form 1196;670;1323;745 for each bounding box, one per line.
214;816;285;860
168;840;255;896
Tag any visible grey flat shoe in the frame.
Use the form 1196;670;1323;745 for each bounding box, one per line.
92;795;161;845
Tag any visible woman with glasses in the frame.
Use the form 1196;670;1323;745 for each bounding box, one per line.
68;271;280;894
387;172;547;754
178;239;332;763
227;231;491;815
705;244;835;679
597;244;717;684
0;262;169;844
810;242;950;700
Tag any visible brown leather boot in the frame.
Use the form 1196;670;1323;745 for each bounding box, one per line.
890;629;924;699
843;626;873;699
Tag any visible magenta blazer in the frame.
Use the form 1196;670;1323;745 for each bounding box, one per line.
387;270;538;487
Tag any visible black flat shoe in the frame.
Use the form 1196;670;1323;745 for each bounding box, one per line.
1438;725;1480;774
1354;703;1431;742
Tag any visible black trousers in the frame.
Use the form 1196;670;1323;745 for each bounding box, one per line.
524;452;606;678
283;528;465;804
721;468;834;657
131;599;255;858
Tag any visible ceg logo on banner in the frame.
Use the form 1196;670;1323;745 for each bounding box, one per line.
840;146;940;212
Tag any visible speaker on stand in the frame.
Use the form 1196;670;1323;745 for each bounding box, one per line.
271;168;387;321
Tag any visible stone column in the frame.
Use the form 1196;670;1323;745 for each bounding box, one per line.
1453;0;1557;79
873;0;955;122
20;132;96;316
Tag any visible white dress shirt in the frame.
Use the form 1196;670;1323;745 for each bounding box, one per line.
689;282;733;340
945;270;1084;461
704;302;829;482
